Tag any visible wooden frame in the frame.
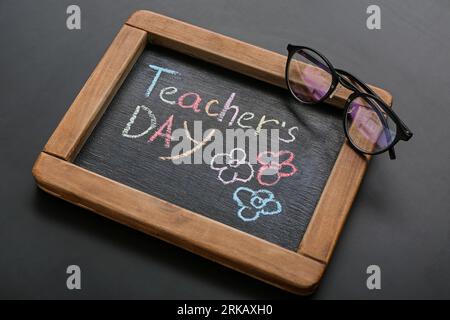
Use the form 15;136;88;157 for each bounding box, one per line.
32;10;393;295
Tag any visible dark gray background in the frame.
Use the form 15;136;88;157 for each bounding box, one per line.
0;0;449;299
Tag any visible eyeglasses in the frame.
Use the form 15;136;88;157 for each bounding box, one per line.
285;44;413;160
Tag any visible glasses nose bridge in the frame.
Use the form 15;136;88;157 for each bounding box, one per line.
327;78;353;100
337;74;358;93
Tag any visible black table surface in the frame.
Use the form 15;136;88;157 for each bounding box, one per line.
1;0;449;299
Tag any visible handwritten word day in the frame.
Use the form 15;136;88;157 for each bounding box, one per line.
121;64;301;222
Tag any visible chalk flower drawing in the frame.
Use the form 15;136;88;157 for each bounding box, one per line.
210;148;254;184
233;187;282;222
256;150;298;186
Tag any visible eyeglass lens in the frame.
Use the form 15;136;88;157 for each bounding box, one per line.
287;48;333;103
345;96;397;153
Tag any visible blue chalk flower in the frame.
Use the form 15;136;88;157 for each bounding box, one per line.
233;187;282;222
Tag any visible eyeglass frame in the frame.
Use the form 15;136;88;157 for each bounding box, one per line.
285;44;413;160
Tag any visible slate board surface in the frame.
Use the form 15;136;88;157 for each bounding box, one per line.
75;45;345;251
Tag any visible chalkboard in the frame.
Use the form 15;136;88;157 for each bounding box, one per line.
74;45;345;251
34;11;393;293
